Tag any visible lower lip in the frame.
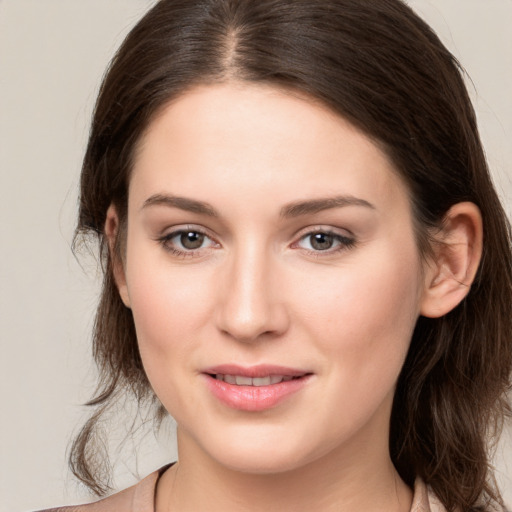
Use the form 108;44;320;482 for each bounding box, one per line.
204;375;311;412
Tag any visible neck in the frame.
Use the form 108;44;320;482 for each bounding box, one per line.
156;429;412;512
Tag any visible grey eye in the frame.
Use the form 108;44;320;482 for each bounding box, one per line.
304;232;337;251
296;230;355;253
179;231;206;250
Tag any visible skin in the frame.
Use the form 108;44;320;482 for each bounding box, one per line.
107;83;483;511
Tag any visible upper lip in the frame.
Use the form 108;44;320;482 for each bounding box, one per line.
202;364;311;378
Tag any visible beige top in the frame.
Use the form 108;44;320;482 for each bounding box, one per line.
35;466;447;512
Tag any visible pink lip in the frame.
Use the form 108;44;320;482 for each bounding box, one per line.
202;364;312;412
203;364;308;378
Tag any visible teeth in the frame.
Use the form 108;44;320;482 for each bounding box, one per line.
224;374;236;384
235;376;253;386
215;374;298;386
252;377;271;386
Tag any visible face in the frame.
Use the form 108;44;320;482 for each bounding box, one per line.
115;83;429;474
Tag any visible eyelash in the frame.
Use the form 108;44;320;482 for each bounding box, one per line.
292;229;356;257
157;227;219;258
156;227;356;258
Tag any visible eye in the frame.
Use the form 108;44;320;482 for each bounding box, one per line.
302;232;337;251
174;231;207;250
295;230;355;253
158;228;218;255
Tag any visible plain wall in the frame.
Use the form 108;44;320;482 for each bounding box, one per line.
0;1;511;511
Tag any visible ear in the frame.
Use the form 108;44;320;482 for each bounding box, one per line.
105;204;131;308
420;202;483;318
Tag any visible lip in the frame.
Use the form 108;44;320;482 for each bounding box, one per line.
202;364;312;412
203;364;309;378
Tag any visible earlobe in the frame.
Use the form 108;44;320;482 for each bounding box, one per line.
105;204;131;308
420;202;483;318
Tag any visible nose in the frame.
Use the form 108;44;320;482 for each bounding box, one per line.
215;244;289;343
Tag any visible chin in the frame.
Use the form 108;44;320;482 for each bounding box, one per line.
187;423;338;476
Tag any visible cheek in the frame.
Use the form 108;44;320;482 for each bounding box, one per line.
125;253;214;362
126;263;215;414
294;243;422;374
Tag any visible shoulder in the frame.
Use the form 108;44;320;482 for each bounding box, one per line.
412;479;509;512
411;478;446;512
32;465;170;512
31;484;135;512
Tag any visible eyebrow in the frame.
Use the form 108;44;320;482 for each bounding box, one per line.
280;196;375;218
141;193;375;218
141;194;218;217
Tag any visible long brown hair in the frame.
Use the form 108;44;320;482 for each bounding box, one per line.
71;1;512;509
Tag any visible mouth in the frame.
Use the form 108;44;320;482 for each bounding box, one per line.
202;365;313;411
209;374;301;386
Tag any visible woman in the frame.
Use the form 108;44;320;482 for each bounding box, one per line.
37;0;511;510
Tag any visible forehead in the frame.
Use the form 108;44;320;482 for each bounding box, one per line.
130;82;410;217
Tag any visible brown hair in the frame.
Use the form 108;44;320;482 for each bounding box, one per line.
71;1;512;509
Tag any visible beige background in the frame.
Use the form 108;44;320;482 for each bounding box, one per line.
0;1;511;511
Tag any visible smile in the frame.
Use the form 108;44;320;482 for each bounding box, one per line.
213;374;297;386
203;366;312;411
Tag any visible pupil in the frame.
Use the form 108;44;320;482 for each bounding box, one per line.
181;232;204;249
311;233;333;250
